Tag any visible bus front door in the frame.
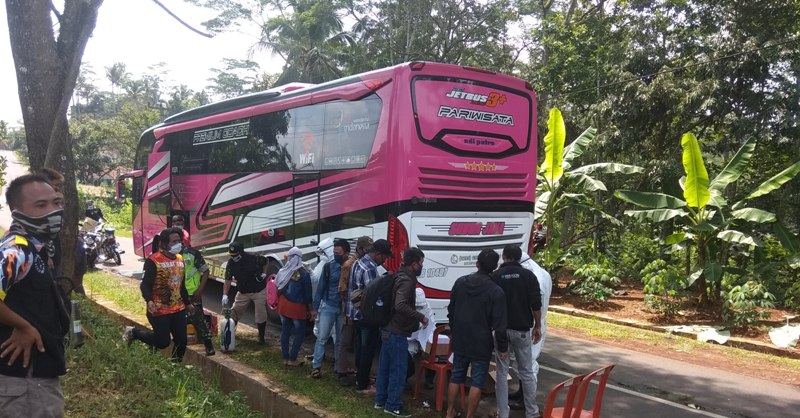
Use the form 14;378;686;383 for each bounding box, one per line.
142;150;172;256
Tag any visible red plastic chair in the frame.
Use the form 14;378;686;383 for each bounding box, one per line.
571;365;615;418
413;325;465;412
543;373;586;418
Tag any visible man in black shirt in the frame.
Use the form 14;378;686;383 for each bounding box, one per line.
84;200;105;223
491;245;542;418
222;242;269;345
0;174;69;416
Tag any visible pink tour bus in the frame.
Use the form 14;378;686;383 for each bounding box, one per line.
119;61;537;320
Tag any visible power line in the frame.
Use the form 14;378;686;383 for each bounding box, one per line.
547;35;800;100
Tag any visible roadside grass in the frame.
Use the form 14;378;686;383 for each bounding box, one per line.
63;300;260;418
548;312;800;372
78;185;133;238
84;270;444;418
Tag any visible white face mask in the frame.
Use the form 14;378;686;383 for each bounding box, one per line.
168;243;183;254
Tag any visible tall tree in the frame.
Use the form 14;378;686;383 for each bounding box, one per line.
6;0;104;290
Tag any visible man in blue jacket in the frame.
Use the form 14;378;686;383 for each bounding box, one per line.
446;249;507;418
310;238;350;378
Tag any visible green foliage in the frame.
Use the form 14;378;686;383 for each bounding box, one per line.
569;262;621;305
783;281;800;313
722;281;776;328
640;259;688;317
78;186;133;237
609;229;660;280
63;299;260;418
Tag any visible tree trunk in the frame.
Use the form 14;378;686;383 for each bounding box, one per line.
6;0;103;291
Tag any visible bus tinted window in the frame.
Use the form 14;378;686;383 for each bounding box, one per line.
165;94;381;174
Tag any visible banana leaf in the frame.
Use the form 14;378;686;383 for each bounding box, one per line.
704;261;723;284
731;207;776;223
541;108;566;187
569;162;644;176
716;230;762;246
614;190;687;209
709;138;755;194
623;208;688;223
772;222;800;253
662;232;687;245
534;190;551;220
562;127;596;171
743;160;800;200
573;174;607;192
686;268;703;288
571;203;623;226
681;133;710;208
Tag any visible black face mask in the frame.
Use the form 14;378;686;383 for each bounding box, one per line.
12;208;64;240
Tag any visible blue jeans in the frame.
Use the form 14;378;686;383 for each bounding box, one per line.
280;315;306;361
374;330;409;411
450;352;489;389
312;302;342;369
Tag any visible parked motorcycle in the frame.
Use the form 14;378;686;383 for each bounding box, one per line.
81;223;123;269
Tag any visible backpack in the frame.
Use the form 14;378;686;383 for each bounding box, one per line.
359;273;396;327
266;274;279;310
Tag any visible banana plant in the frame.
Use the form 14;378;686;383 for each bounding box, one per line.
535;108;644;269
615;133;800;305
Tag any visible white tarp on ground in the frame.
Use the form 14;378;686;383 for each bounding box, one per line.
665;325;731;344
768;324;800;349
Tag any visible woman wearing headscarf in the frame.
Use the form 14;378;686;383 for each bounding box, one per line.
275;247;312;366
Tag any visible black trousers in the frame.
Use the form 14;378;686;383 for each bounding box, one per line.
135;310;188;360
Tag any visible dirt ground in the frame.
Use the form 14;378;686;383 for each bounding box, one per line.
548;277;800;387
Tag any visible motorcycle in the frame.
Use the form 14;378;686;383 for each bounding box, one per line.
81;223;123;268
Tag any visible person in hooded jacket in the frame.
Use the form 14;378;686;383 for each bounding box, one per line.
507;251;553;411
275;247;312;366
446;249;507;418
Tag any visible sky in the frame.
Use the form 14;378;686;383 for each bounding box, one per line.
0;0;284;127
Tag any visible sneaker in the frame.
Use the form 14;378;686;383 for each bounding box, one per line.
383;408;411;417
122;326;134;346
374;403;384;410
337;373;351;387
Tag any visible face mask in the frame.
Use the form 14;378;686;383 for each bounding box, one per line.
231;254;242;262
413;264;423;277
12;208;64;240
168;243;183;254
174;224;184;230
334;254;344;264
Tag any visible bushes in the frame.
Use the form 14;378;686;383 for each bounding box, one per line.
722;281;776;328
640;259;688;316
569;262;620;305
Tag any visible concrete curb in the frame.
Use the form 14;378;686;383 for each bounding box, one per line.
548;305;800;360
85;295;339;418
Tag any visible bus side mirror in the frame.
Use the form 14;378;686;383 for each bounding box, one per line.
115;178;126;203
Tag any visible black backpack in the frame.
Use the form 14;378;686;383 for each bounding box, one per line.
360;273;396;327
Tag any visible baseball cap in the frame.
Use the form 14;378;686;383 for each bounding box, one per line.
229;241;244;255
371;239;394;257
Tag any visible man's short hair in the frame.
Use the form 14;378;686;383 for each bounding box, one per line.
6;174;51;210
477;249;500;274
38;167;64;190
355;236;373;252
157;227;182;249
333;238;351;254
502;245;522;262
172;214;185;222
402;247;425;266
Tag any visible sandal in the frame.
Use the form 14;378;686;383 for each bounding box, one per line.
287;360;305;367
310;368;321;378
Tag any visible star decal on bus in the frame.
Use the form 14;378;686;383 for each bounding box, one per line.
449;162;507;172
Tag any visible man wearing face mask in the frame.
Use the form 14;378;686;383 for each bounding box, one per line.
222;242;269;345
347;238;394;394
374;247;428;418
310;238;350;378
124;228;194;361
171;214;191;247
0;175;69;417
